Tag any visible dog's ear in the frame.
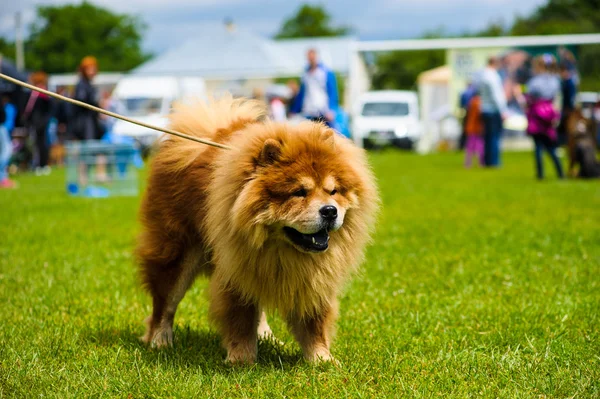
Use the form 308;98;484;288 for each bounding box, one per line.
322;129;336;150
258;139;282;165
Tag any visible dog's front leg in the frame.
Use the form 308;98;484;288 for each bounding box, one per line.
209;279;259;364
287;301;338;363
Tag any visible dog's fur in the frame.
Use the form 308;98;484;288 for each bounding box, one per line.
566;109;599;177
136;96;378;363
567;109;600;178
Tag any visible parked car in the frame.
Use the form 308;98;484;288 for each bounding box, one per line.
111;76;207;153
352;91;422;149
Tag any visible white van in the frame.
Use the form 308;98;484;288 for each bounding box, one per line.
352;91;422;149
111;76;207;148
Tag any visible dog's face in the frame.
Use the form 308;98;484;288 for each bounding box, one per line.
267;167;353;253
231;126;362;253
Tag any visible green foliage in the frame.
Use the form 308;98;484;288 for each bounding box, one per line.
578;45;600;91
0;152;598;397
372;30;446;90
470;21;508;37
511;0;600;34
374;0;600;91
275;4;350;39
24;1;151;73
0;37;16;60
510;0;600;90
372;50;445;90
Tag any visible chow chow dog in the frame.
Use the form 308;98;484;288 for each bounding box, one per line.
136;97;378;364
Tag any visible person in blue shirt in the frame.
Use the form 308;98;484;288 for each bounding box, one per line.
0;93;17;188
478;56;508;167
290;48;339;128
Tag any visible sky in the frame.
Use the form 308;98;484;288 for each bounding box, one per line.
1;0;548;54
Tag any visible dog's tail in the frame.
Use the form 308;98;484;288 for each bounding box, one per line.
157;95;267;172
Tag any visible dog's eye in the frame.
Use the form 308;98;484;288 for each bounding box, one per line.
292;188;307;197
330;189;337;196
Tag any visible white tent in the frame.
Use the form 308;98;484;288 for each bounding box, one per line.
416;65;460;153
130;25;368;105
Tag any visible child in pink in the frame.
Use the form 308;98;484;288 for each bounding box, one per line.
464;94;485;168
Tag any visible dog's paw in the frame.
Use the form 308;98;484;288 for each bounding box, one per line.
305;348;339;365
257;322;273;339
258;330;284;346
150;326;174;349
257;312;283;345
226;344;257;365
140;316;174;349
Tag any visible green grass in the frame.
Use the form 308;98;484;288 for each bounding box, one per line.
1;151;599;398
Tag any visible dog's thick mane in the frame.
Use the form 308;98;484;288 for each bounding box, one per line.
158;95;267;173
202;120;379;317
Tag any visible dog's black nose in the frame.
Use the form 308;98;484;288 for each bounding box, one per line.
319;205;338;220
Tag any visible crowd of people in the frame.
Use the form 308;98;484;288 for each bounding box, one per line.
0;47;349;190
3;46;597;190
0;56;105;189
460;50;600;179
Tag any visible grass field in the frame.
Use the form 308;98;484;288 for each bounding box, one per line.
0;151;598;398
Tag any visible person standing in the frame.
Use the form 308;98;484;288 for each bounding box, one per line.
478;56;508;167
99;89;118;135
525;56;563;180
0;93;17;188
459;81;477;150
266;86;289;122
464;92;485;168
558;63;577;146
71;56;103;141
22;72;53;175
290;48;339;128
286;79;299;117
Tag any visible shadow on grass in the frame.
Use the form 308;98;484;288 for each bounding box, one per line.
81;325;303;371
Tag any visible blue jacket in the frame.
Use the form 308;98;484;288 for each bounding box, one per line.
291;63;339;116
561;77;577;112
2;103;17;134
460;85;477;109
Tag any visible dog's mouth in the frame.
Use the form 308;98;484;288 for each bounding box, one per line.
283;227;330;253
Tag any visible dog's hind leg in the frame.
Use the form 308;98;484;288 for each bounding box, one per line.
142;246;207;348
257;310;273;339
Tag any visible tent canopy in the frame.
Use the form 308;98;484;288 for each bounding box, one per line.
132;25;355;79
417;65;451;85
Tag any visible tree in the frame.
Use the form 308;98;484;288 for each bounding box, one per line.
371;30;446;90
373;0;600;91
0;37;16;60
275;4;351;39
24;2;151;73
372;50;445;90
510;0;600;90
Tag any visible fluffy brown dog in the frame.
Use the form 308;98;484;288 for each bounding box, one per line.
136;96;378;364
566;109;600;177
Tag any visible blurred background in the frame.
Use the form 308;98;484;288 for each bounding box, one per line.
0;0;599;187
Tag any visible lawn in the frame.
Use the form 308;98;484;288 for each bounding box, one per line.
0;151;598;398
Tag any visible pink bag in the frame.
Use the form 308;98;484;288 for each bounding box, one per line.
526;98;560;141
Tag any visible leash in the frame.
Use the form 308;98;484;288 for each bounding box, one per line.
0;72;232;150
